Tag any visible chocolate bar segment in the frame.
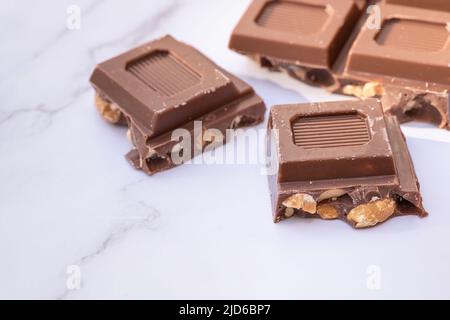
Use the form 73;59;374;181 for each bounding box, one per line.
346;2;450;86
91;36;240;138
229;0;362;68
267;99;427;228
90;35;265;175
385;0;450;12
230;0;450;129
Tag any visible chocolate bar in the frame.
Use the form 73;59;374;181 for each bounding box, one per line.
90;35;265;175
230;0;450;129
267;99;427;228
386;0;450;11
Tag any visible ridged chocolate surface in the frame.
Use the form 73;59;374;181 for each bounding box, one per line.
292;113;370;149
257;1;328;35
126;51;201;96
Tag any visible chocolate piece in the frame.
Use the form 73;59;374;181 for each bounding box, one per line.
91;35;265;175
229;0;361;68
267;99;427;228
385;0;450;12
347;3;450;86
229;0;450;129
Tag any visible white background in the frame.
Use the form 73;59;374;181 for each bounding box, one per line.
1;0;449;299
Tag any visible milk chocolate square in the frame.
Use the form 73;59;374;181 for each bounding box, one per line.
267;99;427;228
90;35;266;175
91;35;240;138
346;3;450;85
229;0;362;68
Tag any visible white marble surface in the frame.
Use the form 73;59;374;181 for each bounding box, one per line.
1;0;450;299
